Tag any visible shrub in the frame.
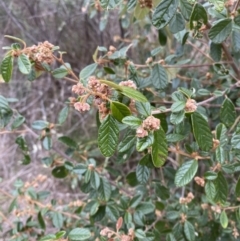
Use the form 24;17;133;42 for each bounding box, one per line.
1;0;240;240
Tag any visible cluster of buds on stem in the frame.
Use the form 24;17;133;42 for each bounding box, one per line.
185;99;197;112
136;116;160;138
19;41;55;70
179;192;194;205
71;76;111;119
194;176;205;187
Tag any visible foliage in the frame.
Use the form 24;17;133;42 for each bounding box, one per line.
1;0;240;240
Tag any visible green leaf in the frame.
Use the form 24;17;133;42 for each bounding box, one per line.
122;116;142;127
79;63;98;80
42;136;52;150
197;89;211;96
220;210;228;229
136;133;154;152
38;211;46;230
208;18;232;43
39;234;56;241
234;15;240;26
167;233;177;241
190;3;208;30
32;120;49;130
235;178;240;197
214;171;228;204
170;110;185;125
11;115;25;129
103;66;115;74
108;45;132;59
1;55;13;82
175;160;198;187
126;172;138;187
52;67;68;79
136;164;150;184
210;43;222;62
232;31;240;53
166;134;185;142
215;146;226;164
151;128;168;167
204;171;217;180
99;177;111;201
52;212;63;229
191;112;213;151
58;106;69;125
106;205;119;222
158;29;168;46
18;54;31;74
58;136;78;149
151;64;168;90
135;202;155;215
90;171;100;190
0;95;10;110
130;194;143;208
169;12;185;34
152;0;178;29
216;123;228;146
171;101;186;112
220;97;236;127
121;86;148;102
135;101;151;116
118;129;136;152
205;181;216;201
56;231;66;239
110;101;131;122
231;134;240;149
184;221;195;241
8;198;17;213
52;166;69;178
179;0;193;20
98;115;119;157
210;0;226;12
68;228;91;241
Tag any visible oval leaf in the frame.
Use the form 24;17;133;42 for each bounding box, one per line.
1;55;13;82
98;115;119;157
208;18;232;43
220;210;228;229
220;97;236;127
68;228;91;241
191;112;213;151
79;63;98;80
110;101;131;122
151;128;168;167
152;0;178;29
175;160;198;187
18;54;31;74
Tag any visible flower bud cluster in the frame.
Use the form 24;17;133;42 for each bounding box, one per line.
22;41;55;68
211;205;221;214
185;99;197;112
119;80;137;89
136;116;160;138
100;226;134;241
179;192;194;205
194;176;205;187
71;76;111;119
